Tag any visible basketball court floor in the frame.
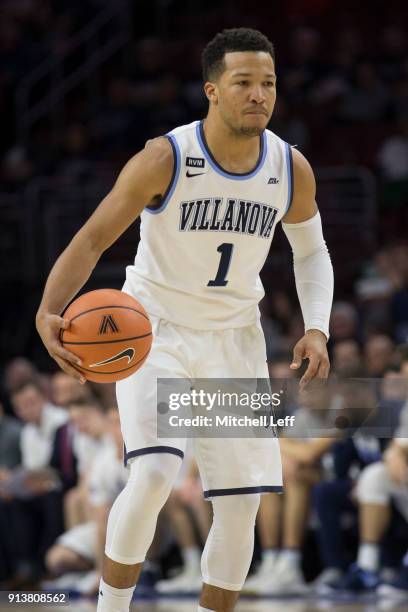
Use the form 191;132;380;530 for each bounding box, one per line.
1;596;408;611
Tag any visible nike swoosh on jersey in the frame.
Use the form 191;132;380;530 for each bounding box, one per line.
90;348;135;368
186;170;205;177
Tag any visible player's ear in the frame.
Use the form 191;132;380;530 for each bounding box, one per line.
204;81;218;105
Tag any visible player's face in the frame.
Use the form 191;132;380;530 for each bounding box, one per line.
209;51;277;136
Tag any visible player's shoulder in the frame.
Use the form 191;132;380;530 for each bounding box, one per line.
143;136;173;162
166;120;199;138
142;121;197;165
291;147;316;192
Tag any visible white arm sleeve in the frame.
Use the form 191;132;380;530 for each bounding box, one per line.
282;212;334;340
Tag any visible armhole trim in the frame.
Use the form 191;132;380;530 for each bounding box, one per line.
284;143;294;215
145;135;181;215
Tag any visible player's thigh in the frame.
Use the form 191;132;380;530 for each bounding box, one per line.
116;317;191;458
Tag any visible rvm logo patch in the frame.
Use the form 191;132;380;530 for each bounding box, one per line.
186;156;205;168
99;314;120;334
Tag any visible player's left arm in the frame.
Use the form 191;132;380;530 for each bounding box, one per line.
281;147;334;386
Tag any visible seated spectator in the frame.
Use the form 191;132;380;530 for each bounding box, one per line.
62;398;112;529
324;363;408;594
45;407;128;594
327;439;408;594
364;334;395;377
378;115;408;186
0;397;21;470
330;302;359;342
337;61;389;123
11;379;67;472
0;396;21;582
332;339;364;377
313;435;386;593
3;358;50;399
245;383;335;595
0;379;68;584
51;372;90;408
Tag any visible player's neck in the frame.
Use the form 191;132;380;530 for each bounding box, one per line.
202;115;262;174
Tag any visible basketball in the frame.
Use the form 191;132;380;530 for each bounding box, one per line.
60;289;152;383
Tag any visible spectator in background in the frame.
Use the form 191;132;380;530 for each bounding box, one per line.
48;395;110;509
129;37;167;105
313;357;408;594
364;334;395;377
284;26;323;109
0;397;22;583
245;383;335;596
53;123;94;183
379;26;407;84
330;302;359;342
364;244;408;342
0;397;21;470
378;115;408;184
332;339;364;377
0;379;68;583
338;61;389;123
1;145;34;191
92;77;142;153
45;407;128;594
63;398;112;530
51;371;90;408
330;436;408;594
11;379;67;471
313;433;387;594
3;357;50;398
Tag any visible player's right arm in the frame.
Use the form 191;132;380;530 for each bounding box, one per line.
36;137;174;381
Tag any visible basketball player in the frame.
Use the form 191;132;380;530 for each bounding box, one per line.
36;28;333;612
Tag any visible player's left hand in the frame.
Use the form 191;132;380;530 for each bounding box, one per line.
290;329;330;387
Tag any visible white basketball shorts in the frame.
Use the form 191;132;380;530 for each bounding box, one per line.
116;311;283;500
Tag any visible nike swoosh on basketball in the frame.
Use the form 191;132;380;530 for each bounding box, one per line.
186;170;205;177
90;348;135;368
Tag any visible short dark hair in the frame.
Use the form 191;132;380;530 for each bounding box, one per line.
11;378;43;397
202;28;275;82
67;396;106;413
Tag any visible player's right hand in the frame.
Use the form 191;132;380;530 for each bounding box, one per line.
36;313;85;383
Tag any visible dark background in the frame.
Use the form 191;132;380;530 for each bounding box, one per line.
0;0;407;370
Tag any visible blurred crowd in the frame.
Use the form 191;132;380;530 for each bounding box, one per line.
0;0;407;219
1;312;408;599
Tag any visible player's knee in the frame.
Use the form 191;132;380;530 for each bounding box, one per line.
356;461;390;505
128;454;180;505
213;494;260;530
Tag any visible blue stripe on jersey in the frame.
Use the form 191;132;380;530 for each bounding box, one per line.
284;143;294;214
196;120;267;181
145;135;181;215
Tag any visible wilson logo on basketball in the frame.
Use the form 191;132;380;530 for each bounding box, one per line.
98;314;120;334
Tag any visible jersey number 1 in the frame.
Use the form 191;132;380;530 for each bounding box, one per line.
207;243;234;287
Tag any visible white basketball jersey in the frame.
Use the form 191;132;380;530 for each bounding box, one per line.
125;120;293;329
